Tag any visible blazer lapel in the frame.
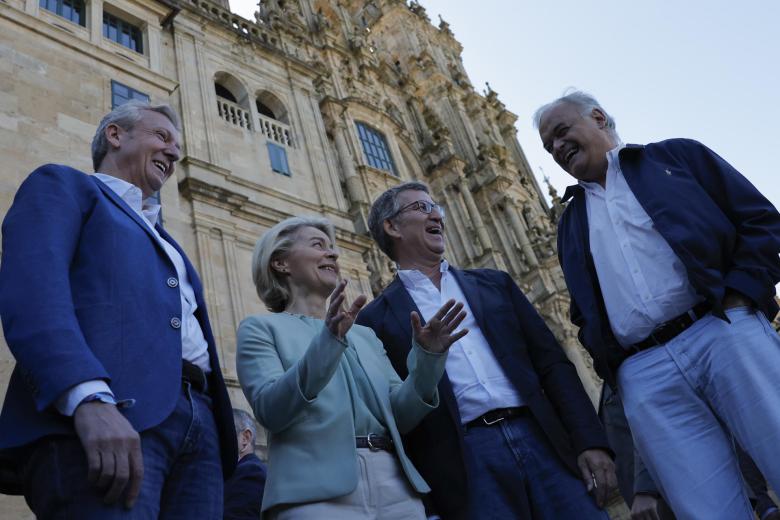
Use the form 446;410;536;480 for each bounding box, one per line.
449;268;488;335
91;176;163;247
384;277;420;353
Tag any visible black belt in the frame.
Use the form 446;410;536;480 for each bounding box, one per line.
182;359;208;394
465;407;526;430
355;434;394;452
626;301;711;355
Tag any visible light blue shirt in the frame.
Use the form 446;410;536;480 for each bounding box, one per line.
398;260;523;424
581;144;701;347
55;174;210;416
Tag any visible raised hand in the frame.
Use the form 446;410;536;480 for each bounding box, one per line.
325;279;367;340
411;299;468;354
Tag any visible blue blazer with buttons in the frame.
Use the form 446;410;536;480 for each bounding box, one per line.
557;139;780;387
0;164;237;490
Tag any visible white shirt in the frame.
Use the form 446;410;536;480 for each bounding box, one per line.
55;174;210;415
398;260;523;424
582;144;701;347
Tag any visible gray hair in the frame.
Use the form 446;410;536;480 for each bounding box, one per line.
367;181;430;261
532;89;618;138
91;100;181;171
232;408;257;441
251;216;336;313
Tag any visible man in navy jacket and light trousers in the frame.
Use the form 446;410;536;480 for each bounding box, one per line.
0;101;236;518
536;90;780;519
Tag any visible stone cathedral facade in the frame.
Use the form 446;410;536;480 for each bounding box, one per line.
0;0;619;516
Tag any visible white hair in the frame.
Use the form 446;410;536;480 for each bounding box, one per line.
533;89;618;139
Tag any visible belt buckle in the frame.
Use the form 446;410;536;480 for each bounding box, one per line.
366;433;381;451
482;411;505;426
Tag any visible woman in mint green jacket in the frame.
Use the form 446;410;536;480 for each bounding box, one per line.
236;216;467;519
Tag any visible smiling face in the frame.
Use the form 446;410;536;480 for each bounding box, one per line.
384;189;445;267
106;110;181;198
273;226;340;298
538;102;616;184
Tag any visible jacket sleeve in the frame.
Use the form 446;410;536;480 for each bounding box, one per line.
236;316;347;434
503;271;610;455
0;165;110;411
676;139;780;307
365;328;446;435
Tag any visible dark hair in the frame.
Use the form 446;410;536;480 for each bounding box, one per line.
367;181;429;261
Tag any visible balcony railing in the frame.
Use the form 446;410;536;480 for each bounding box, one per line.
258;113;292;147
217;98;252;130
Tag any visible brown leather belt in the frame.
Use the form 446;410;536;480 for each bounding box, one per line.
465;407;527;430
625;301;711;355
182;359;208;394
356;434;394;452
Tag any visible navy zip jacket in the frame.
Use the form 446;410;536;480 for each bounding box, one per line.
557;139;780;387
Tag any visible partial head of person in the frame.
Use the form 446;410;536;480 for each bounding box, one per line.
368;181;446;269
91;100;182;198
534;90;620;185
232;408;257;460
251;216;339;312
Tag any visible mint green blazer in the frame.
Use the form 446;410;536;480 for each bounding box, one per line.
236;313;446;513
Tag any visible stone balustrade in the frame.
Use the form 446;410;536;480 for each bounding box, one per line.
217;98;252;130
258;113;293;147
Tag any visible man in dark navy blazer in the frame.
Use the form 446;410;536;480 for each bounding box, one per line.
356;181;615;520
223;409;266;520
0;101;236;518
536;90;780;518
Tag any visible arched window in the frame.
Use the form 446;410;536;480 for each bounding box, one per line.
255;90;292;147
355;122;397;175
215;84;237;103
256;100;275;119
214;72;251;130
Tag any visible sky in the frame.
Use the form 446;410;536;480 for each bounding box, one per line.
230;0;780;207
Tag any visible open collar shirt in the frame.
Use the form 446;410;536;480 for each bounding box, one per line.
398;260;523;424
581;144;701;347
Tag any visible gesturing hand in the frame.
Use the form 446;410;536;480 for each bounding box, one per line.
411;299;468;354
73;401;144;509
325;279;367;340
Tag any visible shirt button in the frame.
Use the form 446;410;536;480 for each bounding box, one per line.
167;277;179;288
170;317;182;329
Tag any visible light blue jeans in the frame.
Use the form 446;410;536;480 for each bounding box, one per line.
618;306;780;520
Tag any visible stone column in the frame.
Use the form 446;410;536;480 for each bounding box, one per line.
88;0;101;43
505;197;539;268
457;175;491;252
332;121;366;205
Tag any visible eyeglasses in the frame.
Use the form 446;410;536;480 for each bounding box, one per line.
390;200;445;220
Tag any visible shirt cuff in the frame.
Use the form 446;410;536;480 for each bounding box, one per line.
55;380;114;416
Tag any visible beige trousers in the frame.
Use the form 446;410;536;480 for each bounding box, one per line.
268;448;426;520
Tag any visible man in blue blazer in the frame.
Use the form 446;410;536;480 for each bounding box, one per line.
0;101;236;518
223;409;266;520
356;182;615;520
536;90;780;519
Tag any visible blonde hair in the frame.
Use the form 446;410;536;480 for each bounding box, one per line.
251;216;336;313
